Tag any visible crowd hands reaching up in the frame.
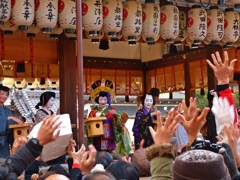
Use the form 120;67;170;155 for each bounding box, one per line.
1;50;240;180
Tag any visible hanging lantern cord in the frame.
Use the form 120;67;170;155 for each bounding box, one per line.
199;0;211;9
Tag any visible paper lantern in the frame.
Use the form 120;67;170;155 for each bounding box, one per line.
122;0;142;45
230;0;240;9
203;38;211;45
160;2;179;43
123;34;141;46
142;33;160;46
24;20;40;38
58;0;76;34
50;24;63;39
174;10;187;45
103;0;122;39
11;0;35;31
82;0;103;36
219;40;229;49
206;6;224;45
222;8;239;46
187;5;207;45
186;36;198;48
35;0;58;33
65;31;76;41
14;78;26;89
0;0;11;26
142;1;160;44
2;78;14;88
85;29;104;44
105;31;123;43
0;16;18;35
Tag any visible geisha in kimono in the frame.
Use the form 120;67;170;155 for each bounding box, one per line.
0;85;23;158
86;79;131;155
132;94;156;150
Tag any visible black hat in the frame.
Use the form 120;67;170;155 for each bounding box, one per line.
35;91;55;109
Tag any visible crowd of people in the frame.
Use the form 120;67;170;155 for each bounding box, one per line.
0;50;240;179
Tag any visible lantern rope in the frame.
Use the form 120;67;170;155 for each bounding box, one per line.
1;30;5;60
200;59;204;87
199;0;211;8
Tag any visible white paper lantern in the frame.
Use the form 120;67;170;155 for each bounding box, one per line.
187;5;207;45
24;20;40;38
222;8;239;46
122;0;142;44
174;11;187;45
50;24;63;39
11;0;35;31
142;33;160;46
103;0;122;39
203;38;211;45
160;2;179;43
230;0;240;9
0;0;11;26
0;16;18;35
105;31;123;43
85;29;104;43
58;0;76;34
82;0;103;36
35;0;58;33
123;34;141;46
142;1;160;44
206;6;224;45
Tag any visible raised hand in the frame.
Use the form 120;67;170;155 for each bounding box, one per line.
206;51;237;85
71;144;86;164
149;111;179;144
178;107;210;144
37;115;62;146
182;97;197;121
12;136;27;154
80;145;97;174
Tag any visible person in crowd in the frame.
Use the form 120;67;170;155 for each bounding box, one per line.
82;171;116;180
132;93;156;150
86;79;130;155
95;151;113;169
0;85;23;158
106;160;139;180
34;91;56;125
0;114;62;179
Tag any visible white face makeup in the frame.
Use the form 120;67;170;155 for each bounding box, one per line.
45;97;55;109
99;96;108;109
144;94;153;111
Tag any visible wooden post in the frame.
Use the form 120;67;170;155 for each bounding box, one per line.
58;33;78;143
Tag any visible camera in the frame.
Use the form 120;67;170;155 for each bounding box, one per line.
191;138;222;153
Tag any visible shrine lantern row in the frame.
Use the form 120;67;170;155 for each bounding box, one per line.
0;0;239;47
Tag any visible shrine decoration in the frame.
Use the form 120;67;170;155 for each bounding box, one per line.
142;33;160;46
230;0;240;9
64;31;76;41
187;5;207;45
186;36;198;48
58;0;76;34
103;0;122;41
35;0;58;33
105;31;122;43
82;0;103;36
11;0;35;31
2;78;14;88
50;23;63;39
160;2;179;43
24;20;40;38
0;0;11;26
206;6;224;45
174;10;187;45
85;29;104;43
123;34;141;46
122;0;142;45
142;0;160;44
14;78;26;90
222;8;239;46
0;16;18;35
219;40;229;49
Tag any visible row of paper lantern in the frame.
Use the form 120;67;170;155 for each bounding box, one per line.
1;0;240;46
1;77;59;89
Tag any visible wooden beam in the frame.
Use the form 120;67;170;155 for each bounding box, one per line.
58;33;78;143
